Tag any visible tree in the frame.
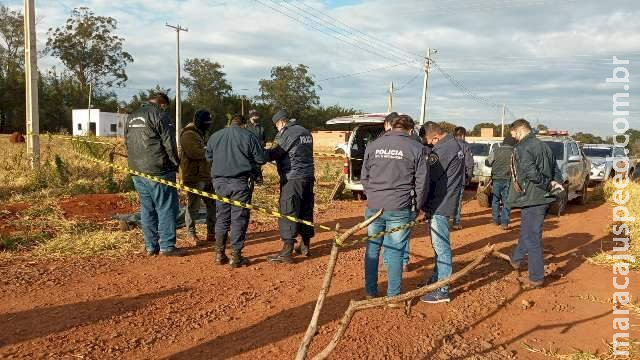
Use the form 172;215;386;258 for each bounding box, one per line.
0;5;25;132
181;58;232;123
126;85;172;113
573;132;604;144
46;7;133;97
258;64;320;118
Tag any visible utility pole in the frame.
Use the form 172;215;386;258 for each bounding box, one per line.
24;0;39;168
387;81;394;112
501;104;506;137
87;81;92;135
419;48;437;125
166;23;188;149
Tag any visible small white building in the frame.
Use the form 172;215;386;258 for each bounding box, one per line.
72;109;128;137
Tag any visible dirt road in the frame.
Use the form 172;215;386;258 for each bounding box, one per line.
0;191;637;359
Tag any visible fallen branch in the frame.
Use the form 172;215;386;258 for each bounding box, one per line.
311;244;496;360
295;210;383;360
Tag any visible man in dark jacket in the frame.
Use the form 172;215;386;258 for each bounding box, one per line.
507;119;564;288
485;136;516;229
419;121;465;303
246;109;266;184
179;110;216;246
452;127;474;230
266;109;316;264
125;93;183;257
361;114;429;301
206;114;268;267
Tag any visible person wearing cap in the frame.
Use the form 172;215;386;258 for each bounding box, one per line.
246;109;266;184
419;121;465;303
179;110;216;246
361;114;429;303
485;135;517;230
266;109;316;264
206;114;268;268
452;126;473;230
125;93;184;257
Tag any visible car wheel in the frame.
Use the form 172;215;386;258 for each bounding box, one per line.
577;177;589;205
549;185;568;217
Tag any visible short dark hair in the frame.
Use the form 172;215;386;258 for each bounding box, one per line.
510;118;531;131
454;126;467;137
231;113;247;125
149;93;170;105
390;115;415;131
384;112;399;124
502;136;517;146
421;121;444;138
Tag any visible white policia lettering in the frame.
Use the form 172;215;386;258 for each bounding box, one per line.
299;135;313;144
606;55;634;356
374;149;404;159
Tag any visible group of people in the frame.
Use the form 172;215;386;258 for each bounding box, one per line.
361;113;562;305
124;93;315;268
124;93;563;303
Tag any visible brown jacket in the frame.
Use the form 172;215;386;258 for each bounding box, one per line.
179;123;211;183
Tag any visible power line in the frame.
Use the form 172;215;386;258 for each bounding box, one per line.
315;61;415;82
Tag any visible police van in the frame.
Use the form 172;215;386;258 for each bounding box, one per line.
326;113;399;200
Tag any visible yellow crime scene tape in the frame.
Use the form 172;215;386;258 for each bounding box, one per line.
45;135;427;246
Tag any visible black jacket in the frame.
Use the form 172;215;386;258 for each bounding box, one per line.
485;144;514;180
246;121;266;147
423;134;465;217
361;130;430;211
507;133;563;208
458;139;474;184
206;124;268;178
267;121;315;181
124;102;179;176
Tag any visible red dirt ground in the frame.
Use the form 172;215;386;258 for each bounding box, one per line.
0;190;638;359
0;203;29;236
58;194;137;222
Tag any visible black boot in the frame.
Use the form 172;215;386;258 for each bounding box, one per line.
294;238;311;257
230;250;250;268
214;233;229;265
267;242;295;264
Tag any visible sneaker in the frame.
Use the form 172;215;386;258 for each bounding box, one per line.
520;278;544;289
500;224;509;231
160;248;187;257
420;288;451;304
452;224;462;231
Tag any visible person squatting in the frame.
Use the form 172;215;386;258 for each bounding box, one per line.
125;96;562;303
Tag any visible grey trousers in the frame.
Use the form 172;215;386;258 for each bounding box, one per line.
184;181;216;236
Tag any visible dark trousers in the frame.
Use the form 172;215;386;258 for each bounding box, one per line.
213;177;253;252
279;177;315;244
184;181;216;236
512;203;549;282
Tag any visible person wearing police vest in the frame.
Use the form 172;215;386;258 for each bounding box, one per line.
179;109;216;246
266;109;316;264
124;93;184;257
507;119;564;288
246;109;266;184
361;114;429;303
206;114;268;267
419;121;465;303
452;126;473;230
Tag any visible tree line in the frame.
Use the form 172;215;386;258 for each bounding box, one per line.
1;5;637;152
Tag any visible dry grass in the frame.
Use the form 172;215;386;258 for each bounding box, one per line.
0;134;347;258
588;180;639;270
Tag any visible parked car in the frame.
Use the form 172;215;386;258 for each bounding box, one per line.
540;136;591;215
326;113;388;200
466;137;503;207
582;144;636;183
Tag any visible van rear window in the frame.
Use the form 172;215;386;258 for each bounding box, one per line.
470;143;490;156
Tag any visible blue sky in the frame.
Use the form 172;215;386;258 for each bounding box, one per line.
5;0;640;135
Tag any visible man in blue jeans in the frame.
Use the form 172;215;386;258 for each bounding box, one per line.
507;119;563;288
419;122;465;303
485;136;516;230
124;93;183;257
361;114;429;305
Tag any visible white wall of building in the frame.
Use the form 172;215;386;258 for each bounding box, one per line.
72;109;128;137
